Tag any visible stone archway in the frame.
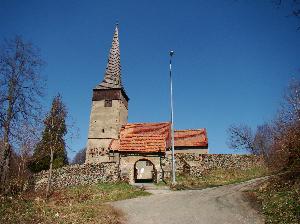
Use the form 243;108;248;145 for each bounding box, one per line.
134;159;156;183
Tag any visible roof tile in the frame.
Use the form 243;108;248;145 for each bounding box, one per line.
174;129;208;147
119;122;171;153
108;123;208;153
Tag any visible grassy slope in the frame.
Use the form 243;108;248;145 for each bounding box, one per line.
169;166;269;190
250;172;300;224
0;182;150;224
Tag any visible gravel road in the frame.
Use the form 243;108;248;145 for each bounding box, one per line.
112;177;267;224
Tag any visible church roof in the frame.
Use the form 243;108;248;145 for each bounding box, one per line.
108;124;208;153
174;129;208;147
96;25;123;90
118;122;171;153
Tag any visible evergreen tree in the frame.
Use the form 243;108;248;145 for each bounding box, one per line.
29;95;68;172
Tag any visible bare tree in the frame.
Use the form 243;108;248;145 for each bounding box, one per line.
227;124;255;153
274;0;300;21
272;79;300;169
0;36;45;191
253;123;274;160
72;147;86;165
227;123;274;157
227;79;300;170
282;78;300;123
17;122;41;189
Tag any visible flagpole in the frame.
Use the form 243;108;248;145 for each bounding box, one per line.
169;50;176;184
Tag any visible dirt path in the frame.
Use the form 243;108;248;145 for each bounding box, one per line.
112;177;267;224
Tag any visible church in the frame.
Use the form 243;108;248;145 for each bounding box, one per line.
85;25;208;183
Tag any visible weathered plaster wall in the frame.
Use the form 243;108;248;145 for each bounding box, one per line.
86;99;127;163
88;100;127;139
34;162;119;191
135;160;154;180
86;138;112;163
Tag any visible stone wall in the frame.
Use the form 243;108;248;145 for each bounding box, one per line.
162;153;264;178
33;154;264;190
34;162;119;191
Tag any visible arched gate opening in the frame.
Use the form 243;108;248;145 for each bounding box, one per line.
134;159;156;183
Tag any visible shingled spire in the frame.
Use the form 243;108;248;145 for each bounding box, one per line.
96;25;123;89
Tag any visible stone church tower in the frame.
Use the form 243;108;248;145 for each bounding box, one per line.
86;25;129;163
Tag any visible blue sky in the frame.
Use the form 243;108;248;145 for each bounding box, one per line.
1;0;300;159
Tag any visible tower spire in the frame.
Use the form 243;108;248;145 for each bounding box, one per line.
97;25;123;89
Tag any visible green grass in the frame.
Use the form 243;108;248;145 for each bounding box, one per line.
155;181;168;187
0;182;150;224
253;172;300;224
169;166;269;190
56;182;150;203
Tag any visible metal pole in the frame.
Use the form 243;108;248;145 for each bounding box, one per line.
169;50;176;184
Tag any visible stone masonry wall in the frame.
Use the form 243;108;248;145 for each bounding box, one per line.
162;154;264;178
33;154;264;190
34;162;119;191
86;98;128;163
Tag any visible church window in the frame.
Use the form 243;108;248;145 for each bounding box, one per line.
102;129;105;133
104;100;112;107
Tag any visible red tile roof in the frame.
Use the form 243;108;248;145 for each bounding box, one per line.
108;123;208;153
174;129;208;147
118;122;171;153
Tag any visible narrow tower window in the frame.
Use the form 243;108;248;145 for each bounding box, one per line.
104;100;112;107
